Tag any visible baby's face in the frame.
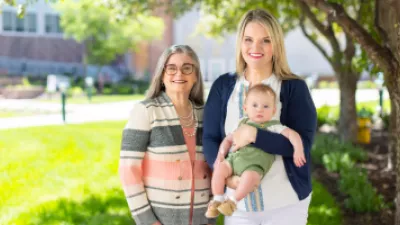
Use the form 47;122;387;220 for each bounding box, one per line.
244;91;276;123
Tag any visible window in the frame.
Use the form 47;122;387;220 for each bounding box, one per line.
26;13;37;32
16;17;25;32
2;11;37;33
2;12;13;31
45;14;62;34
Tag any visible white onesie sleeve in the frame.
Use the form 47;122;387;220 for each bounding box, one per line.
267;124;288;134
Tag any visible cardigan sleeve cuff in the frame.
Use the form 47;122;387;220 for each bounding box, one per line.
132;208;158;225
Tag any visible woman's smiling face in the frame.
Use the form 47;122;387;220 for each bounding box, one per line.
241;22;273;70
162;53;197;95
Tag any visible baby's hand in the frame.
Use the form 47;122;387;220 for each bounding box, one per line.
293;149;306;167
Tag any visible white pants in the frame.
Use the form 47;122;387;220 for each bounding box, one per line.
224;194;311;225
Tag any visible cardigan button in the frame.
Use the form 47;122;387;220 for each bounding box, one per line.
176;195;180;199
178;176;183;180
203;174;207;179
201;193;205;197
176;159;181;162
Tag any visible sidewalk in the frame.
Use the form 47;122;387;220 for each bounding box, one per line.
0;88;390;130
0;100;136;130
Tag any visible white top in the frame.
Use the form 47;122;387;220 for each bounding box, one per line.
224;74;299;212
265;124;287;134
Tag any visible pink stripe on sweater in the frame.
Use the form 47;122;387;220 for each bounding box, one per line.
119;165;143;185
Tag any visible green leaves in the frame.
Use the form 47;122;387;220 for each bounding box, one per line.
194;0;299;37
55;0;164;66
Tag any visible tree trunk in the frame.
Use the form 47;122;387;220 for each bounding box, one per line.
337;72;358;143
390;68;400;225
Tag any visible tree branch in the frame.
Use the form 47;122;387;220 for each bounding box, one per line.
295;0;341;54
344;33;356;64
374;0;390;47
299;0;395;73
299;15;331;64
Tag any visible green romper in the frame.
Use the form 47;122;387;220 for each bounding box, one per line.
226;118;283;178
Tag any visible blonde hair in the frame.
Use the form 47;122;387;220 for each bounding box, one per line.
236;9;300;80
146;45;204;105
246;84;276;104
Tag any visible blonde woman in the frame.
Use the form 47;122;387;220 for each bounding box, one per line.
203;9;317;225
119;45;214;225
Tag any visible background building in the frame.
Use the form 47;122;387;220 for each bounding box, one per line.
1;2;335;83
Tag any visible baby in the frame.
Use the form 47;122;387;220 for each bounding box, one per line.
205;84;306;218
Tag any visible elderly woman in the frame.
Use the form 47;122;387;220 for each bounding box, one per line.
203;9;317;225
119;45;214;225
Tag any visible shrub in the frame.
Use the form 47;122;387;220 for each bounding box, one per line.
312;134;385;212
357;80;377;89
381;112;390;130
319;81;329;88
322;152;354;173
357;107;374;119
66;87;84;97
312;135;367;165
339;167;387;212
317;105;338;128
114;83;133;95
102;87;113;95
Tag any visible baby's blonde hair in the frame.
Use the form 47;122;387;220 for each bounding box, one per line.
246;84;276;104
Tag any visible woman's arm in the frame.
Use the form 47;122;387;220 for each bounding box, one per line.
253;80;317;156
203;77;224;170
119;102;159;225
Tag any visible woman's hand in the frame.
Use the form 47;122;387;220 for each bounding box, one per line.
231;124;257;152
226;176;240;189
152;221;162;225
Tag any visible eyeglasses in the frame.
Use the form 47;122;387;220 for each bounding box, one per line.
164;63;195;75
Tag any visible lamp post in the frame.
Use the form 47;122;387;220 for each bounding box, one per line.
85;77;94;102
374;72;384;117
59;82;68;123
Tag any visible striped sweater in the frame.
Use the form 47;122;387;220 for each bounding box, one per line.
119;92;214;225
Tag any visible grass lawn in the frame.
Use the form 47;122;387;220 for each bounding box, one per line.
0;122;342;225
40;94;145;104
0;111;17;118
0;111;39;118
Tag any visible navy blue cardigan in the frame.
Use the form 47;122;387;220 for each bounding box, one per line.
202;72;317;200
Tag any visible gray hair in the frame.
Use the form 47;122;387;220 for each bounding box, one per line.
146;45;205;105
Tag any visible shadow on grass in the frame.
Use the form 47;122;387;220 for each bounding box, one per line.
17;182;340;225
22;189;134;225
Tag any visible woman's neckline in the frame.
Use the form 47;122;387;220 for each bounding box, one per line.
241;73;275;85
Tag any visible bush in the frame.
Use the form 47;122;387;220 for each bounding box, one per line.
66;87;84;97
381;112;390;130
322;152;354;173
357;107;374;119
134;80;150;94
317;105;338;128
102;87;113;95
114;83;133;95
339;167;387;212
312;134;385;212
319;81;329;88
312;135;367;165
357;80;377;89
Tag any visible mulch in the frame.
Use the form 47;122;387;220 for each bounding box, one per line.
312;130;395;225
